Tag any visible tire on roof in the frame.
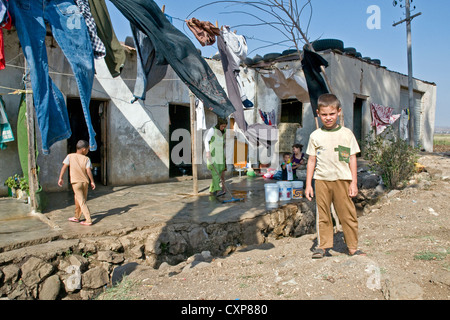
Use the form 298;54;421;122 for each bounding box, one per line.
312;39;344;52
263;52;282;62
282;49;298;56
252;54;263;63
371;59;381;65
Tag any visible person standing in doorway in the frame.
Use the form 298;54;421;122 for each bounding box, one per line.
205;117;228;197
58;140;96;226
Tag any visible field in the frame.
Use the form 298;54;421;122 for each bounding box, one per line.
434;134;450;153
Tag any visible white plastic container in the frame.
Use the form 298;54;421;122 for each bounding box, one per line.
291;181;304;199
278;181;292;201
264;183;279;203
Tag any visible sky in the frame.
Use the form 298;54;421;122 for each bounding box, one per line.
105;0;450;128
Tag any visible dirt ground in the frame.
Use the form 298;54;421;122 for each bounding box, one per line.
97;151;450;301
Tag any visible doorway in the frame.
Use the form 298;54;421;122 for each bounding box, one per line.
67;98;107;185
169;104;192;178
353;97;364;143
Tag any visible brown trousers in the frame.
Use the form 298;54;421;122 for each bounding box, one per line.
72;182;92;223
315;180;358;250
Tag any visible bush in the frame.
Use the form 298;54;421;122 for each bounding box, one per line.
4;174;29;194
361;128;419;190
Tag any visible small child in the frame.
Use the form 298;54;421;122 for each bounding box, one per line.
281;152;294;181
58;140;96;226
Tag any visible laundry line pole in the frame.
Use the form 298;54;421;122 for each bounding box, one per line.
189;91;198;195
24;61;38;212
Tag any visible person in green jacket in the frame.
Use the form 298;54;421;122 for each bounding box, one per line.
205;117;228;196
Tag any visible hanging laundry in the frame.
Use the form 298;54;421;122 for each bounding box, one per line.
217;34;247;131
195;98;206;130
88;0;126;77
0;27;5;70
260;67;309;102
0;0;11;71
399;108;409;141
0;95;14;150
370;103;401;135
221;26;247;68
109;0;235;119
130;24;168;103
259;109;266;124
301;48;329;118
245;123;278;150
217;28;276;148
74;0;106;59
0;1;7;24
268;109;276;126
16;93;28;178
8;0;97;154
220;26;253;108
186;17;220;46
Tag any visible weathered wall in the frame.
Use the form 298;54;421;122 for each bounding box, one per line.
0;30;436;196
251;51;436;153
324;51;436;151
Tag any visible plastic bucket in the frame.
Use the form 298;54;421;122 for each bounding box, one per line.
264;183;279;203
278;181;292;201
291;181;304;199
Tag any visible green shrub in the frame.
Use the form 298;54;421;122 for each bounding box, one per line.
361;128;419;190
4;174;20;189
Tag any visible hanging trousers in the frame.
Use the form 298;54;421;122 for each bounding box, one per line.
9;0;96;154
109;0;235;119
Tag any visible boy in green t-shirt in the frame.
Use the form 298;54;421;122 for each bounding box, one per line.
305;94;366;259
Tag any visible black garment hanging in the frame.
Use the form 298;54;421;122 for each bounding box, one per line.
301;49;329;117
109;0;235;119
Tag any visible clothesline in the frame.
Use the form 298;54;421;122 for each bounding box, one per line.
4;62;183;83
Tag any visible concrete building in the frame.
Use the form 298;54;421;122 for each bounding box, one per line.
0;30;436;195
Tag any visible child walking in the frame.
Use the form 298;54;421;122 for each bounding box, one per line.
58;140;96;226
304;94;365;258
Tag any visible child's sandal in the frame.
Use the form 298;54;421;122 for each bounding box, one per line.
68;217;79;223
312;248;325;259
80;221;92;226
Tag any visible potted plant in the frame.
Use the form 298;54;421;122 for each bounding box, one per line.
4;174;20;197
17;176;29;199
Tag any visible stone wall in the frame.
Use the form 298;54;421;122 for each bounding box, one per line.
0;201;316;300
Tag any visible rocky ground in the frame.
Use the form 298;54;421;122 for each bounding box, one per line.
97;152;450;301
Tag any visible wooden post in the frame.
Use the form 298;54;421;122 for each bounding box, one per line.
190;91;198;195
24;61;38;212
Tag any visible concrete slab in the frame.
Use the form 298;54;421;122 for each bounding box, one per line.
0;176;304;252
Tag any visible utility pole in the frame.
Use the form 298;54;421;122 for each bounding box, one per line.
393;0;422;147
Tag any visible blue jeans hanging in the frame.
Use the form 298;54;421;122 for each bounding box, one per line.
9;0;96;154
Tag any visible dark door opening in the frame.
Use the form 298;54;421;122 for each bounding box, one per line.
280;98;303;125
353;98;363;143
67;98;107;185
169;104;192;178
